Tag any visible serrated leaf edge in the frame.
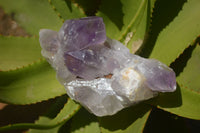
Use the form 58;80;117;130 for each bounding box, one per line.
118;0;147;42
0;98;81;131
0;59;66;105
0;58;45;72
0;34;38;39
141;107;152;132
0;35;44;72
48;0;65;23
70;0;90;16
48;0;86;23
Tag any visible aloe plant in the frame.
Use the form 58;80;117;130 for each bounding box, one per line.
0;0;200;132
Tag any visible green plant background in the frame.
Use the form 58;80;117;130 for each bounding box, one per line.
0;0;200;132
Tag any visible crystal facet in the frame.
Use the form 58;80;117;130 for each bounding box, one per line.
39;16;176;116
59;16;106;52
67;78;124;116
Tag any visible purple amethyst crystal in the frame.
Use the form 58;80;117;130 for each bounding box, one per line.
64;44;111;79
58;17;112;79
39;16;176;116
59;16;106;52
39;29;60;54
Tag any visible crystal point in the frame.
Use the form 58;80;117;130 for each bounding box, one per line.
39;16;177;116
39;29;60;58
59;16;106;52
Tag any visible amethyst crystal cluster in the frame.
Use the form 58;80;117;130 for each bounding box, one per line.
39;16;176;116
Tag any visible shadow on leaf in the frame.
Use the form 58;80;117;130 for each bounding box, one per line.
70;108;100;132
98;0;124;30
72;0;101;16
147;83;182;108
64;0;72;12
144;107;189;133
139;0;187;57
170;38;199;77
0;99;54;133
99;103;151;131
0;101;52;126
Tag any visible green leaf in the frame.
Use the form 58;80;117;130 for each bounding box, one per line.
139;0;187;57
29;97;80;133
72;0;101;16
0;98;80;132
0;0;63;35
50;0;86;20
148;44;200;119
0;60;66;104
99;104;151;133
96;0;156;52
149;0;200;65
127;0;156;52
27;95;68;133
177;44;200;93
150;85;200;120
0;36;42;71
174;44;200;119
70;108;100;133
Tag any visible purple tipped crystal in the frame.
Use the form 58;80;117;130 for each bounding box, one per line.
57;17;111;79
144;61;176;92
39;16;177;117
129;56;177;92
64;45;109;79
59;16;106;52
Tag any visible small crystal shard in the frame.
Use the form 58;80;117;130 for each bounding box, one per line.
39;16;176;116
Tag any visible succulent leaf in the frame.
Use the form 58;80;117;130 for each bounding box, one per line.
149;0;200;65
0;0;200;132
50;0;86;20
70;108;100;133
0;36;42;71
99;104;151;133
0;98;80;132
96;0;156;51
0;61;66;104
148;44;200;119
177;44;200;93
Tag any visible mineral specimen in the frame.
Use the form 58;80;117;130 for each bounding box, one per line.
39;16;176;116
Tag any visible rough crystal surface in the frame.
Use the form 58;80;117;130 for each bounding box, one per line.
59;16;106;52
67;78;124;116
129;55;176;92
39;16;176;116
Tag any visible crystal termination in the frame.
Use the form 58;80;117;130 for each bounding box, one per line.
39;17;176;116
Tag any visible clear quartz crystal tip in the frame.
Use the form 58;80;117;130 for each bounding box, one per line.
39;16;176;116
